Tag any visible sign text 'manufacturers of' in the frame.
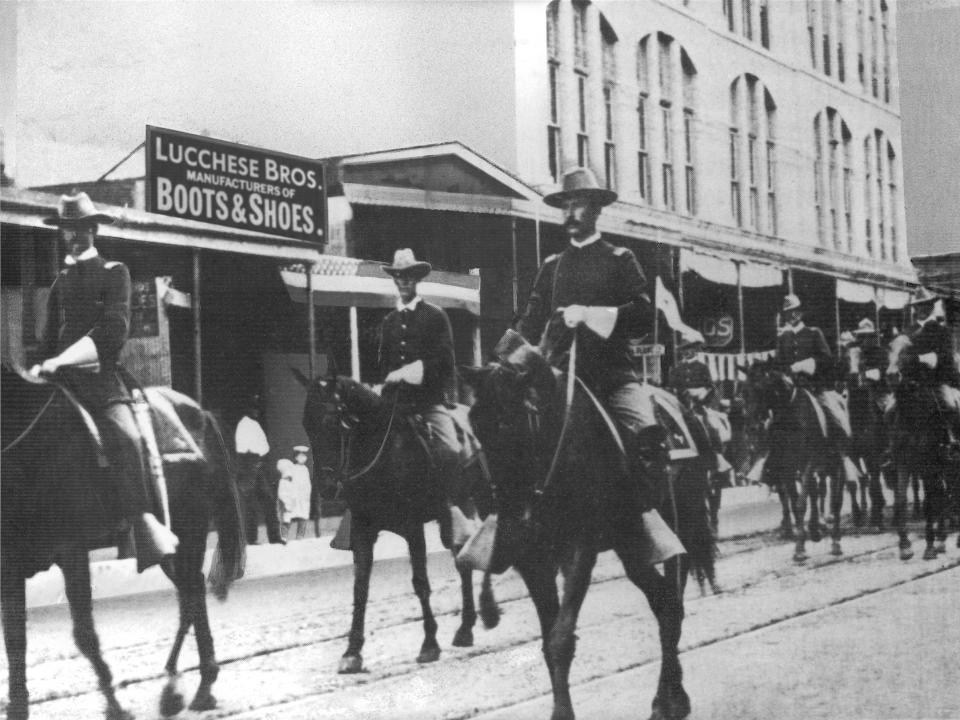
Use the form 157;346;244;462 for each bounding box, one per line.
146;126;325;242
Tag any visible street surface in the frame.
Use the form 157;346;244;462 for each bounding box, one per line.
5;488;959;720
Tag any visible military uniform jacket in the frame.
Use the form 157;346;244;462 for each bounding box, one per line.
669;359;714;394
516;238;653;392
908;319;960;387
775;324;835;387
379;299;458;407
41;254;132;406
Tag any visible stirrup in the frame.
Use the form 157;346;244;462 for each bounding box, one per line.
133;513;179;572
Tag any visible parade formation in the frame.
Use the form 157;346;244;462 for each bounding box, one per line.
2;1;960;719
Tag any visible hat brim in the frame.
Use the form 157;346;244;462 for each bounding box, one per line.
43;213;115;227
543;187;618;209
383;262;432;279
853;328;876;335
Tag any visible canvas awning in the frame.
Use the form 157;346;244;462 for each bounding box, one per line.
280;256;481;315
680;249;783;287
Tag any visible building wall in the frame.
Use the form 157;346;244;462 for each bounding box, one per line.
11;1;518;188
514;0;910;272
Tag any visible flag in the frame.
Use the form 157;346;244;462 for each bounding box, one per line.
655;276;705;343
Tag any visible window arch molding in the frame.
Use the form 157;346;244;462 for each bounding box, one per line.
729;74;778;234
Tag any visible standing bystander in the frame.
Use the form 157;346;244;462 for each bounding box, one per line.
235;396;284;545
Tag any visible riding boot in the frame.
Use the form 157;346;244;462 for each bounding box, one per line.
625;425;670;518
105;403;178;572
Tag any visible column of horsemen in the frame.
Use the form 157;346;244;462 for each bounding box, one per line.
29;178;960;572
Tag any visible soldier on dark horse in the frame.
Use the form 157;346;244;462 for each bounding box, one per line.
29;192;178;570
839;318;890;528
887;287;960;559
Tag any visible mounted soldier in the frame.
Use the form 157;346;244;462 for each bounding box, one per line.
903;287;960;439
29;192;178;570
515;166;663;519
378;248;468;545
773;293;860;486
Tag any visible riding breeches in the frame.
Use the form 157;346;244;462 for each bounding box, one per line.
102;401;151;518
605;381;659;434
418;405;462;489
604;381;661;513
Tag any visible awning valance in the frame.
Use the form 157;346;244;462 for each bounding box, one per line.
680;250;783;288
837;279;876;304
280;258;481;315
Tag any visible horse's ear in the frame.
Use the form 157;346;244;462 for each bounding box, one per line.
290;366;311;388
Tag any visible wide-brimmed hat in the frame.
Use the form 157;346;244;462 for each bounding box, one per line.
908;286;938;306
543;167;618;209
382;248;432;279
782;294;802;313
43;192;115;227
853;318;876;335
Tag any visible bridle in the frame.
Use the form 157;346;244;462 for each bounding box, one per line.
1;364;59;454
317;382;400;497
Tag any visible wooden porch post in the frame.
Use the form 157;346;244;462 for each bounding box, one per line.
192;247;202;404
307;262;317;380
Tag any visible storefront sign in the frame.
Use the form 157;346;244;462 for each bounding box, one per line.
146;125;326;243
701;314;735;348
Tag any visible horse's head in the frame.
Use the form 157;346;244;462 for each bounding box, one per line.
301;374;380;498
739;359;792;437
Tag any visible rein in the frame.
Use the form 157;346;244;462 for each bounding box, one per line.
338;392;400;485
2;391;57;454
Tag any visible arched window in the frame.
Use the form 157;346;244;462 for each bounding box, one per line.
601;16;618;190
682;50;697;215
731;75;776;233
658;33;675;210
881;1;890;103
863;135;874;256
637;37;651;202
546;0;561;182
813;108;851;249
887;141;898;261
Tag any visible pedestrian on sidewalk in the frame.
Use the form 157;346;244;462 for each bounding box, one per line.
235;395;284;545
277;446;312;541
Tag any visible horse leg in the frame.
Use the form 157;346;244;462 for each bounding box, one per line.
159;578;190;717
451;558;477;648
514;552;560;683
408;525;440;664
912;474;923;520
543;544;597;720
615;541;689;720
59;545;132;720
181;521;220;712
2;564;29;720
894;463;913;560
339;523;375;674
479;571;501;629
830;459;845;556
793;470;809;562
807;469;824;542
778;486;794;540
922;474;946;560
869;461;886;529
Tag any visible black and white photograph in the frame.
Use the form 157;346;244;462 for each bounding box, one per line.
1;1;959;718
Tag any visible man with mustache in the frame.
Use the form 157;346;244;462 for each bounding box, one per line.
516;167;662;520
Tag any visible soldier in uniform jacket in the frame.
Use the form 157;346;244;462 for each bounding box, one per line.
845;319;887;391
669;338;715;404
516;167;660;515
378;249;462;521
31;193;178;570
904;287;960;418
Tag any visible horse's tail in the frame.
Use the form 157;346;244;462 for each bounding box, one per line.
203;411;246;600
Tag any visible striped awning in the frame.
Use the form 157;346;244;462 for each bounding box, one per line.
280;257;481;315
699;350;776;382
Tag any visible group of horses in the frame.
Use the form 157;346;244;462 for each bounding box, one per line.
739;334;960;564
3;325;956;720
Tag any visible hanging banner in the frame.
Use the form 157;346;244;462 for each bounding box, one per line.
146;125;326;243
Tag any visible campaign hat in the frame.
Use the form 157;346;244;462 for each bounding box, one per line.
543;167;618;209
382;248;432;279
44;192;115;227
782;293;802;313
853;318;877;335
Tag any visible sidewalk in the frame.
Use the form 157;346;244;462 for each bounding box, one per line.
24;486;775;608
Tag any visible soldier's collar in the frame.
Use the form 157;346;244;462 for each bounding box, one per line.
782;321;805;334
569;232;601;249
64;247;99;265
396;295;422;312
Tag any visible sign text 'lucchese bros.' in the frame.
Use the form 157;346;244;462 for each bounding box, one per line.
146;126;325;242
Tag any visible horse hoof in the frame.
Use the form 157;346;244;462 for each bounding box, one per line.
935;541;946;555
923;546;938;561
808;526;823;543
830;542;843;557
899;544;913;561
188;692;217;712
551;706;576;720
7;697;29;720
416;645;441;664
452;626;474;648
710;581;724;595
159;683;185;716
793;551;808;563
479;592;501;630
338;654;364;674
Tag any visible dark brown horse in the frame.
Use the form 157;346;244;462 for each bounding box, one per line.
461;338;714;720
1;364;245;720
886;335;960;559
740;359;845;561
300;373;500;675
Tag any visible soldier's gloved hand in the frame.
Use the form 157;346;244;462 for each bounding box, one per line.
790;358;816;375
865;368;881;381
385;360;424;386
562;305;587;328
29;358;60;377
918;352;938;369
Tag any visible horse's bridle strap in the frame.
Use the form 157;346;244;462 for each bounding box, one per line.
342;394;399;483
2;391;57;454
